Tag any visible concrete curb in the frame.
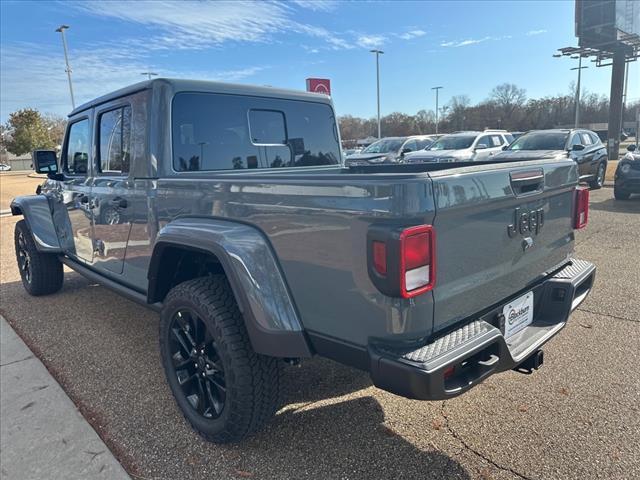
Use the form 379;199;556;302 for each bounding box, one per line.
0;316;131;480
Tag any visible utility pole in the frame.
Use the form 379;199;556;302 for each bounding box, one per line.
432;86;443;134
55;25;75;110
370;49;384;138
141;71;158;80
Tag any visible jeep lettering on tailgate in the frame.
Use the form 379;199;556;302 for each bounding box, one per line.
507;207;545;238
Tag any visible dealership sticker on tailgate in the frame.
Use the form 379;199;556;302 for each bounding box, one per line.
503;291;534;339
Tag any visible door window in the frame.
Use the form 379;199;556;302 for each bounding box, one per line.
64;119;90;175
476;136;491;148
490;135;504;147
402;140;418;152
98;106;132;174
569;133;582;148
580;132;592;145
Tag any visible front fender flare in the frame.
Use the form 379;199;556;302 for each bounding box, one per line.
10;195;62;252
148;217;312;358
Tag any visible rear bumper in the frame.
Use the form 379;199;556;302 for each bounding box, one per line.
368;259;596;400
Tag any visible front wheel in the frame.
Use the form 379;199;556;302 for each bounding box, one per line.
14;220;63;296
159;276;282;443
589;161;607;189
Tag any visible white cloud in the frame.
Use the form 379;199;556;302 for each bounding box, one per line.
357;34;386;49
440;36;492;47
0;42;266;119
398;29;426;40
290;0;337;12
526;29;547;36
75;1;352;51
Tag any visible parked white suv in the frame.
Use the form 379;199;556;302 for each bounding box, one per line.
404;130;514;163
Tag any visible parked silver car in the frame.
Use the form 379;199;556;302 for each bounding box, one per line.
345;135;439;165
404;130;514;163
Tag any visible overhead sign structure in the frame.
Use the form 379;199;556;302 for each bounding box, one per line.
306;78;331;95
575;0;640;52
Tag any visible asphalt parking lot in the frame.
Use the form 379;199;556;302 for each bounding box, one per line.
0;187;638;480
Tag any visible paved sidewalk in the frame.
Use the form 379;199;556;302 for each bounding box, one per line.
0;316;130;480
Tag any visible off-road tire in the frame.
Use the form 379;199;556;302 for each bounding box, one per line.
589;161;607;190
14;220;63;296
159;275;282;443
614;185;630;200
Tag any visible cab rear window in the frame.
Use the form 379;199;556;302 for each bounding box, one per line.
172;93;340;171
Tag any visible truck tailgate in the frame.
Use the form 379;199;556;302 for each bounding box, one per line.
430;160;577;332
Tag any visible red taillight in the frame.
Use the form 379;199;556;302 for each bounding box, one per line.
372;241;387;276
574;187;589;229
399;225;435;298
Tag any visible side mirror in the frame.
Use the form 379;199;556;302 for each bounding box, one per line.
32;150;59;175
627;144;637;152
475;143;488;150
502;144;509;150
401;147;412;156
571;144;585;151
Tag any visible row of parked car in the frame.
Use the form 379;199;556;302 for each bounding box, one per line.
345;129;639;197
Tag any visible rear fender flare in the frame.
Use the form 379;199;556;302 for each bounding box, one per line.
148;217;312;358
10;195;62;252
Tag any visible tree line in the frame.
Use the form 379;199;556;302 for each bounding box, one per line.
339;83;640;141
2;83;638;157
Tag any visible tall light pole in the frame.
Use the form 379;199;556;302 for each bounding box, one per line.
141;71;158;80
553;52;587;128
432;86;443;134
55;25;75;110
570;55;588;128
370;49;384;138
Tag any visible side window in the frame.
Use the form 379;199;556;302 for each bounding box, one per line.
580;132;592;145
476;136;491;148
569;133;582;148
172;93;340;171
589;132;600;144
504;133;514;144
98;105;132;174
490;135;504;146
415;139;431;150
402;140;418;152
64;119;90;175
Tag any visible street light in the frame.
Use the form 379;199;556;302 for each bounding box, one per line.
431;86;443;134
55;25;75;110
370;49;384;139
553;52;588;128
141;71;158;80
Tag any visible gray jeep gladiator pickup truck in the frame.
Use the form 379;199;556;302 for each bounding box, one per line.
13;79;595;443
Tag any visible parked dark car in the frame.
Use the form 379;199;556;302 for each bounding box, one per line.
614;144;640;200
491;129;608;189
345;135;438;165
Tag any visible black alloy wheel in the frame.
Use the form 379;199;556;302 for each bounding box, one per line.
168;309;226;419
16;230;32;285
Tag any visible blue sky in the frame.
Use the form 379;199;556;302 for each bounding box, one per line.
1;0;638;122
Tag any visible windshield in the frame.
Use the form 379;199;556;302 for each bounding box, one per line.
362;138;404;154
508;132;569;151
429;135;475;150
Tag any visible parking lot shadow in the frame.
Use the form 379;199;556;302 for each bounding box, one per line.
589;194;640;213
244;396;470;479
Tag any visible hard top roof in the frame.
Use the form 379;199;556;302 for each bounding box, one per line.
69;78;332;117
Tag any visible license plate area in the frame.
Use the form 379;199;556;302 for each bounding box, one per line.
502;291;534;339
